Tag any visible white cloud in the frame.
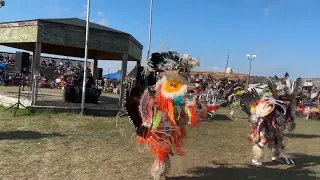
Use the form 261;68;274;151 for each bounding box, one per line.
98;18;110;26
97;11;103;17
95;11;110;26
212;66;225;72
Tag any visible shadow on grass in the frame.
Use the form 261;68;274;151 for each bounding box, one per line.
168;153;319;180
211;114;233;121
98;95;119;104
0;105;59;117
0;130;65;140
285;133;320;139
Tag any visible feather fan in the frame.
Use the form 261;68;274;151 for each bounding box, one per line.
240;88;263;115
125;83;150;138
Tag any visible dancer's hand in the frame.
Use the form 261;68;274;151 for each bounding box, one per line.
286;122;296;132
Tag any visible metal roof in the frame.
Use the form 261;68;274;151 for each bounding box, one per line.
38;18;128;34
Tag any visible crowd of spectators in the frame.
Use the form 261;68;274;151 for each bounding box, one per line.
1;53;248;95
0;52;96;88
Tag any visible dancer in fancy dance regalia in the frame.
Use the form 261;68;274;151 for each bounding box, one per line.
123;51;200;180
240;75;301;166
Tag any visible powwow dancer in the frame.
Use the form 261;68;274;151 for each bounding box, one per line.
196;90;225;120
228;86;246;118
240;89;296;166
240;74;301;166
123;51;200;180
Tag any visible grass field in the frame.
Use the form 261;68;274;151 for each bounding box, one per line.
0;107;319;180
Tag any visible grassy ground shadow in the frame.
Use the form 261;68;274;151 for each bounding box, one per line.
167;153;319;180
0;130;65;140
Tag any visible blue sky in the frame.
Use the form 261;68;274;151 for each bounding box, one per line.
0;0;319;78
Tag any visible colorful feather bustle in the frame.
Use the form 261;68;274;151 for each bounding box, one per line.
123;51;200;179
244;75;298;166
155;91;176;125
134;72;195;163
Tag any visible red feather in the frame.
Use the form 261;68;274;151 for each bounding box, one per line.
207;105;219;112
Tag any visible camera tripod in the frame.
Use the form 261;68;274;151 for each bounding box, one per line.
4;74;30;116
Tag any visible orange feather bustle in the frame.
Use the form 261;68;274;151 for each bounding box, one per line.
207;105;219;112
135;79;194;163
155;91;176;125
148;135;171;162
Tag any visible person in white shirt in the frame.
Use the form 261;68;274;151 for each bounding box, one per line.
284;72;291;89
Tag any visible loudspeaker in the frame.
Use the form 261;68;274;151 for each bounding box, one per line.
97;68;103;80
64;85;100;104
14;52;30;74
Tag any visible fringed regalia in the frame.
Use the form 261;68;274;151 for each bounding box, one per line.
123;51;200;180
195;91;225;120
240;76;301;166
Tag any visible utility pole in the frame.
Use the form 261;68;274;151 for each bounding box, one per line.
146;0;154;59
223;55;229;77
246;54;256;88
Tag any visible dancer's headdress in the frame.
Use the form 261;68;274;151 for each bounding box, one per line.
125;51;200;137
240;88;286;119
267;76;302;100
147;51;200;72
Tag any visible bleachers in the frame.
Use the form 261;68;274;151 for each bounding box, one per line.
0;51;92;81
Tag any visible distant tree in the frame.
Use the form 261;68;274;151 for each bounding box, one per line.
116;70;121;73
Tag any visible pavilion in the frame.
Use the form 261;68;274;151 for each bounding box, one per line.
0;18;143;107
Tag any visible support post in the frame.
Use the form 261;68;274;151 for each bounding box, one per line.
93;58;98;80
80;0;91;115
136;60;141;77
246;59;253;88
31;42;41;105
119;54;128;106
223;55;229;77
146;0;154;59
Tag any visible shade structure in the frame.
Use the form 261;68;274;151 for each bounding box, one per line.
0;18;143;61
103;72;121;80
0;17;143;107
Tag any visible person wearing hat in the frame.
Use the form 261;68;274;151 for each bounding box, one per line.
283;72;298;127
284;72;289;82
283;72;292;92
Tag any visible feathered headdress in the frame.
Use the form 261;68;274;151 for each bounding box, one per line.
241;87;289;121
147;51;200;72
267;76;302;99
124;51;199;138
240;88;263;116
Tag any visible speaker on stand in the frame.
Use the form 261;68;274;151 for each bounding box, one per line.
14;52;30;75
97;68;103;80
4;51;31;116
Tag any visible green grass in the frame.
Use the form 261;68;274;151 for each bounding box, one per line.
0;107;318;180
